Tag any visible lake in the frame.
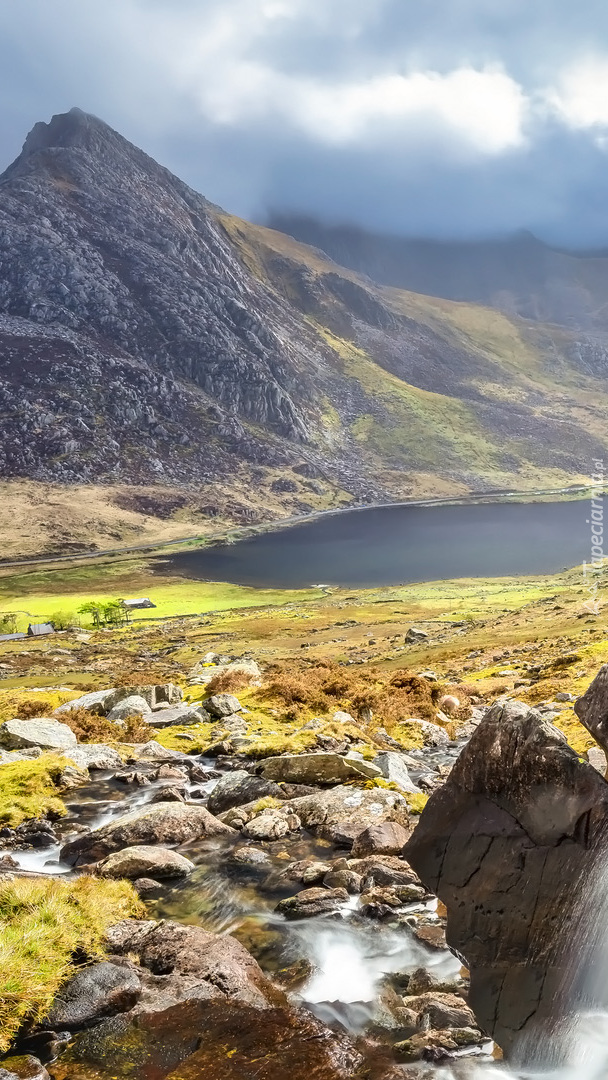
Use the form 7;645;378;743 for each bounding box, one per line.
160;499;592;589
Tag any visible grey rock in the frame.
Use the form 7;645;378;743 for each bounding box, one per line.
260;752;381;786
107;696;151;723
351;821;411;857
373;751;421;793
0;718;77;751
144;705;210;728
276;886;349;920
104;918;278;1010
55;689;127;716
205;693;243;717
288;785;408;846
44;961;140;1028
99;845;195;879
207;770;283;815
400;719;450;747
405;628;429;643
243;807;301;840
65;744;124;771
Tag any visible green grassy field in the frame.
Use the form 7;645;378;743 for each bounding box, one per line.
0;556;328;630
0;545;584;633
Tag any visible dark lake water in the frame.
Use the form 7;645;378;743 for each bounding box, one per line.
160;499;592;589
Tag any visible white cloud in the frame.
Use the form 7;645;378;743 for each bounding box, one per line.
548;58;608;129
160;4;528;155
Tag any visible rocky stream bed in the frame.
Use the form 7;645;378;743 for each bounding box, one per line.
3;665;608;1080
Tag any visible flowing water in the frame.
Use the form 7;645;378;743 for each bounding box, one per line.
8;748;608;1078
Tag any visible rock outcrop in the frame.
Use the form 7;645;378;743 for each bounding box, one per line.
404;698;608;1055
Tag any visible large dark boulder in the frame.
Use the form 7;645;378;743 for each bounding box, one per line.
404;698;608;1056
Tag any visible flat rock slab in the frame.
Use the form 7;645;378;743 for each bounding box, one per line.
0;718;77;751
60;802;235;865
51;1000;363;1080
260;753;381;786
145;705;210;728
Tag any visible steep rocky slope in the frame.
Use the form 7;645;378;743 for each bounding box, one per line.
2;109;608;551
269;214;608;334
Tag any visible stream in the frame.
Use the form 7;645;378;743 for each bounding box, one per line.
6;743;608;1079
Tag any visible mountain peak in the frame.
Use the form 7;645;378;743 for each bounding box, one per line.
19;107;117;159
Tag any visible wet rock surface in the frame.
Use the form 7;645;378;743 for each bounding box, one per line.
43;962;141;1029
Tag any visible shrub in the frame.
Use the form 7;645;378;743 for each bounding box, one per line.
205;669;255;694
57;706;149;744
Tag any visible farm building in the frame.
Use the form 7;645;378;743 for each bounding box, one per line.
0;632;26;642
123;598;156;610
27;623;55;637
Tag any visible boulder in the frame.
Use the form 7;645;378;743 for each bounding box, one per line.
105;919;281;1010
55;689;127;716
55;684;182;717
0;747;43;764
348;855;420;889
99;845;195;879
107;695;151;723
60;802;235;865
260;753;381;786
403;992;476;1030
405;628;429;643
288;785;408;847
373;751;421;793
128;740;189;762
395;1027;483;1062
243;808;301;841
0;718;77;751
276;886;348;920
207;770;283;816
44;961;141;1028
205;693;243;717
65;744;124;771
351;821;411;857
144;705;210;728
333;710;356;724
404;697;608;1055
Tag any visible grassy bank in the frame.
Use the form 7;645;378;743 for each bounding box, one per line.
0;876;142;1051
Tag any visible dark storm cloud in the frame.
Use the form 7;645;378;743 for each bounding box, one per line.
2;0;608;243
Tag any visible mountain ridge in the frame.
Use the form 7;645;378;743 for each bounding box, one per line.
2;108;608;555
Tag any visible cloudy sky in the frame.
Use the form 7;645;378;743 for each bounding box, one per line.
3;0;608;244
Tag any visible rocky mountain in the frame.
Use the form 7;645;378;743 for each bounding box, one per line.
268;214;608;333
3;108;608;545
